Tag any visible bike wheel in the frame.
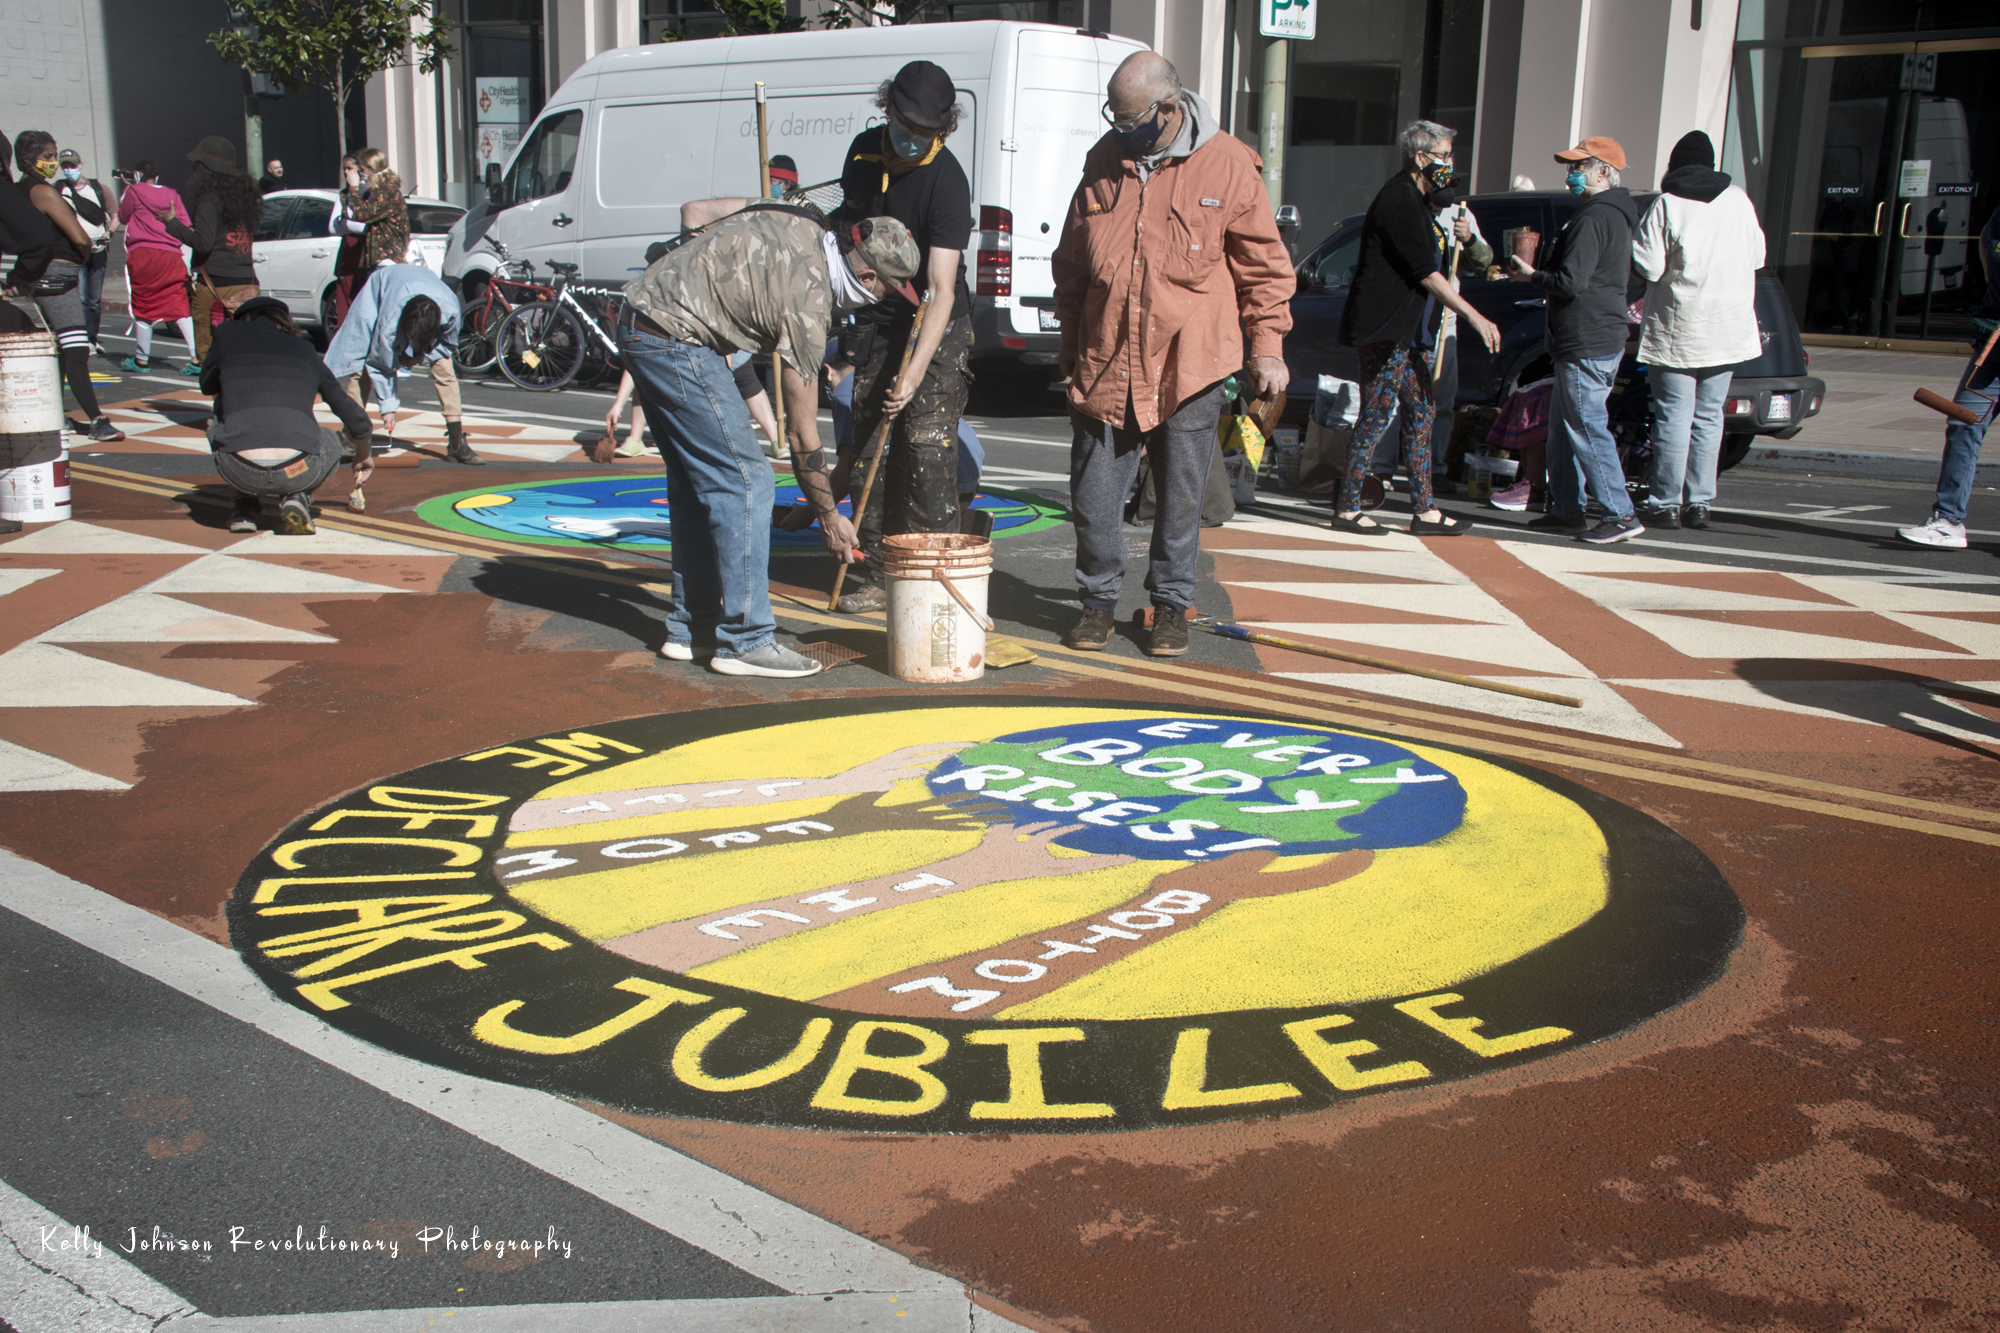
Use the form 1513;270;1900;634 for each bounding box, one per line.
454;293;504;374
496;302;586;391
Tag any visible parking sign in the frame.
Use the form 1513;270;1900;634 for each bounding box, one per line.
1261;0;1314;40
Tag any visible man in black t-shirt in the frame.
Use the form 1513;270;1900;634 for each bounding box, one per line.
824;60;974;612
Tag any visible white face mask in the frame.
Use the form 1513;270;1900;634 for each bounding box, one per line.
822;232;880;310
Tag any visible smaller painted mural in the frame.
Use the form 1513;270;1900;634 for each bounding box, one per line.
418;475;1067;554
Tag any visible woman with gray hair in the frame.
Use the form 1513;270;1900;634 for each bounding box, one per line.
1332;119;1500;535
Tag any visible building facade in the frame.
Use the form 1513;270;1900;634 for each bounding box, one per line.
7;0;1994;345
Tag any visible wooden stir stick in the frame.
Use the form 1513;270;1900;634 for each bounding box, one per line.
828;295;931;612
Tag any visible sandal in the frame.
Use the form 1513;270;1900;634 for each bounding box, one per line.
1410;512;1471;536
1331;513;1393;535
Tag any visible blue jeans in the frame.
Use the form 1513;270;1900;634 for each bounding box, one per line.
618;320;775;657
1932;343;1997;524
1646;366;1732;508
1548;351;1633;522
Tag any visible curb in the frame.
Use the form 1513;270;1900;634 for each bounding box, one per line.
1735;441;1996;484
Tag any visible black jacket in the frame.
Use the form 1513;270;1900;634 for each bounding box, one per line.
1533;188;1639;360
201;320;370;455
1340;173;1439;348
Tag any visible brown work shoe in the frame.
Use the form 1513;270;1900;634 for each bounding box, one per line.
1065;608;1115;651
837;582;887;613
1148;604;1189;657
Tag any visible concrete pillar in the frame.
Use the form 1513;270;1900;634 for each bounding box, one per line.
1481;0;1740;193
1105;0;1233;109
551;0;640;91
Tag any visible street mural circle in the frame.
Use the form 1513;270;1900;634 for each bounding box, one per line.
228;699;1743;1133
417;475;1067;554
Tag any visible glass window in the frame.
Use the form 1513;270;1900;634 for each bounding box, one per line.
1310;229;1362;289
1290;65;1400;146
253;200;293;242
502;109;581;206
283;197;333;239
409;204;467;234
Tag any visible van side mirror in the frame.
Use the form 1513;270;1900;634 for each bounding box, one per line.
484;162;503;206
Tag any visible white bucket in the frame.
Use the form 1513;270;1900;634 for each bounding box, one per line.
0;332;70;524
882;532;993;683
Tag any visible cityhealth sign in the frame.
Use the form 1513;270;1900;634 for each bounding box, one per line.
1262;0;1314;41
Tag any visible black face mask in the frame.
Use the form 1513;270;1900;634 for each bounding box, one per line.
1426;185;1460;210
1421;158;1453;191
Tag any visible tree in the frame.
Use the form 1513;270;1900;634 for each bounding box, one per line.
712;0;806;34
210;0;453;151
814;0;932;26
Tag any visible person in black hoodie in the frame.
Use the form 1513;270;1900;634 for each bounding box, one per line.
1508;135;1642;544
1335;119;1500;536
162;137;262;366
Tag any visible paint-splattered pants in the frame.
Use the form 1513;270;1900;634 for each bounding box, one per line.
845;315;972;583
1340;340;1435;515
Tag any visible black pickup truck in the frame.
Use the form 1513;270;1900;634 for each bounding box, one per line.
1284;190;1825;470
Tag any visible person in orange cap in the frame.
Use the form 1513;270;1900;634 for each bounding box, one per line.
1508;135;1642;544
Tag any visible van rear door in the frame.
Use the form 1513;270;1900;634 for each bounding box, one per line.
1008;31;1110;324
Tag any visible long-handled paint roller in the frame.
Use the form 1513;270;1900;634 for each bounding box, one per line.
828;295;930;612
1914;323;1999;426
1183;612;1585;708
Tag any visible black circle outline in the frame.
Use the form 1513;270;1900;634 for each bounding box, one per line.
227;696;1744;1133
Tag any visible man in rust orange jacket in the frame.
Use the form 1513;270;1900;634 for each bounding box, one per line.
1053;50;1294;657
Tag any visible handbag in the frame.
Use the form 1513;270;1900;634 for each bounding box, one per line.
33;268;79;296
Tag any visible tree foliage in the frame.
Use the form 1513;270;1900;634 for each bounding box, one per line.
210;0;453;149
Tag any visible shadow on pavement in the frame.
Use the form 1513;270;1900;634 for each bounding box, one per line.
1739;658;2000;760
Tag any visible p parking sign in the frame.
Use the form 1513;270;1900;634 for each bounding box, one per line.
1261;0;1314;40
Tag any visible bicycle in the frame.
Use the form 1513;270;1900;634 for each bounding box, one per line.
454;238;552;374
493;260;624;391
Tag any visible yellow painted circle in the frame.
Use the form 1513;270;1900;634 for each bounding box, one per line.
455;493;516;510
504;706;1608;1022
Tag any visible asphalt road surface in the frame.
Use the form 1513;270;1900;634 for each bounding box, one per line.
2;329;1995;1333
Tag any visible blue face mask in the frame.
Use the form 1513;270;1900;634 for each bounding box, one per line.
1565;169;1588;196
887;121;933;160
60;167;82;183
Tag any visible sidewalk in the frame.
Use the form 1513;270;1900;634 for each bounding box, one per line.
1740;345;1994;483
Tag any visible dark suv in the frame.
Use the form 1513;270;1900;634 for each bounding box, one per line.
1285;191;1825;469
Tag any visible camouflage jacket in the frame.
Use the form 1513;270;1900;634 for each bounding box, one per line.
623;208;830;380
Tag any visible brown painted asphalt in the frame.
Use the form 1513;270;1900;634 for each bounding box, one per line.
5;451;1997;1331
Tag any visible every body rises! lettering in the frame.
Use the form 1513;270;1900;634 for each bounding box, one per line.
228;699;1743;1133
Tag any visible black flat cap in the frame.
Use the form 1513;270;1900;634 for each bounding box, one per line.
889;61;956;132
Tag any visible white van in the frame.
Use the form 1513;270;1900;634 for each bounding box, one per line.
441;21;1145;369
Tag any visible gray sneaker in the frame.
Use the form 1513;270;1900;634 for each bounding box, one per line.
1578;514;1644;545
710;641;823;678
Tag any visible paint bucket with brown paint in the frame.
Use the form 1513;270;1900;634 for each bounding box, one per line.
881;532;994;684
0;331;71;524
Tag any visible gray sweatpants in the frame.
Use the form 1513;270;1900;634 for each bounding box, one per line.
1069;380;1227;612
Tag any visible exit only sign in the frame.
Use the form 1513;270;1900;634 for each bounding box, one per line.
1262;0;1314;40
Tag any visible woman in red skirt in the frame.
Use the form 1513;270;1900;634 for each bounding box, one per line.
115;161;198;373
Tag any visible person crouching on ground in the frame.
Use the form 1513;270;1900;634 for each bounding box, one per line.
1334;119;1500;537
1633;131;1765;532
618;205;920;678
1507;136;1642;545
1052;51;1295;658
202;297;371;536
323;263;483;466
